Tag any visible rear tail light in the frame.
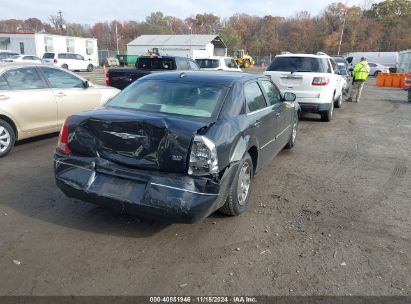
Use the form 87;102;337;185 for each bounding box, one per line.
312;77;330;86
188;135;219;176
105;72;109;86
57;117;71;155
54;58;58;64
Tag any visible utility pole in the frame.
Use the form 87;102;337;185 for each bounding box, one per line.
337;3;348;56
115;23;122;55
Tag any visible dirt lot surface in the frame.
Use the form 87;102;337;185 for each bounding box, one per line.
0;79;410;296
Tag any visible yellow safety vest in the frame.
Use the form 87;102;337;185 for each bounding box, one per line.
353;60;370;81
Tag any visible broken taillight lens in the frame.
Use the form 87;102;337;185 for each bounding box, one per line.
57;117;71;155
188;135;219;176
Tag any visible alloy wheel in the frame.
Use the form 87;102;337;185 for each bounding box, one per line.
237;162;251;206
0;126;11;153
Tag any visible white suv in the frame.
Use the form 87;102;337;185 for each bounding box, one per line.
195;57;242;72
264;53;343;121
42;52;94;72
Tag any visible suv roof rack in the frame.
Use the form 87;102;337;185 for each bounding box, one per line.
281;51;292;55
316;52;328;56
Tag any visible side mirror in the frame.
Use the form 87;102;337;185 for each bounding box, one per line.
83;80;89;88
283;92;296;102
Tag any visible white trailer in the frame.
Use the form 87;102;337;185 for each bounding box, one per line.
0;32;99;66
398;50;411;73
345;52;399;71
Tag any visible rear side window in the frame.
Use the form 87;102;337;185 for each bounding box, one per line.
58;53;67;59
41;67;84;88
43;53;55;59
244;82;267;112
267;56;331;73
136;58;175;70
3;68;47;90
0;75;10;90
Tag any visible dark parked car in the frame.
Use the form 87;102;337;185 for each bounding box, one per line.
54;71;299;223
107;55;200;90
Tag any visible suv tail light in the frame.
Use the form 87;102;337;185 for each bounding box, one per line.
54;58;58;64
57;117;71;155
105;72;109;86
188;135;219;176
312;77;330;86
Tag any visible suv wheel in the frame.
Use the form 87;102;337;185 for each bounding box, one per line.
87;64;94;72
62;64;68;70
0;119;16;158
321;101;334;122
220;153;253;216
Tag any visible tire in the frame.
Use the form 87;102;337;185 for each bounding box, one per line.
374;71;380;77
285;114;298;149
219;153;253;216
61;64;68;70
320;101;334;122
334;93;343;108
243;60;250;68
0;119;16;158
87;64;94;72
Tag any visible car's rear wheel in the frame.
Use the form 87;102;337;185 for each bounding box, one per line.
320;101;334;122
285;115;298;149
87;64;94;72
334;93;343;108
219;153;253;216
0;119;15;158
62;64;68;70
374;71;380;77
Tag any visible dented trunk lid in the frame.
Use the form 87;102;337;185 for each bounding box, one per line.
67;109;210;173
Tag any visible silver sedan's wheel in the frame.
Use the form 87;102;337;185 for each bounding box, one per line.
237;162;251;206
0;126;11;153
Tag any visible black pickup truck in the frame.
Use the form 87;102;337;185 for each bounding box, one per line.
107;55;200;89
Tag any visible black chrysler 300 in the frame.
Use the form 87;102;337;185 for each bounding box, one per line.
54;71;299;223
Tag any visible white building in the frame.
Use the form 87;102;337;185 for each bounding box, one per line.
0;32;99;66
127;35;227;59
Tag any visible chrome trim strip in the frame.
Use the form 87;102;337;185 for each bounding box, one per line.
246;105;274;116
260;137;276;150
276;125;291;139
55;160;93;171
150;182;219;197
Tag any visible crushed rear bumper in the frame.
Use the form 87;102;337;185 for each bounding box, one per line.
54;153;237;223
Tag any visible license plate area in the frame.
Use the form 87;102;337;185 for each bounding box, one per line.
89;174;146;202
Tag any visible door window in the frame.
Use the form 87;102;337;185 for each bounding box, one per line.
3;68;47;90
244;82;267;112
58;53;67;59
188;60;199;70
260;81;282;105
75;54;84;61
0;75;10;90
40;67;84;88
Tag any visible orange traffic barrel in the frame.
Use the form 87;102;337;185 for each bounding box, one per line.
384;73;393;87
399;74;406;88
376;73;384;86
392;74;401;87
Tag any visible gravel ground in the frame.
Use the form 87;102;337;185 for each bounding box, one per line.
0;79;409;296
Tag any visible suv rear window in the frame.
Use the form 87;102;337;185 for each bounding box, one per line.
267;56;330;73
43;53;55;59
195;59;220;69
136;58;175;70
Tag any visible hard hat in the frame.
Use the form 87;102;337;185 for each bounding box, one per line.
361;56;366;61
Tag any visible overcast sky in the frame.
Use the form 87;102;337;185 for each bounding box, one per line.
0;0;377;24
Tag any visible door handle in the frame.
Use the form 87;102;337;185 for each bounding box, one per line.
56;92;66;97
275;112;281;117
252;120;262;128
0;95;9;101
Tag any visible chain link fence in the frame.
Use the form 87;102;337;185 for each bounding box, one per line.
252;55;273;68
98;50;119;66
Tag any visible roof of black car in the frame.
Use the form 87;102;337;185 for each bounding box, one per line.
139;71;265;86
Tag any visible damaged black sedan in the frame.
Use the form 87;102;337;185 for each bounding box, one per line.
54;71;299;223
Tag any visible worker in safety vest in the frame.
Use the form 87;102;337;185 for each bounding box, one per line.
347;57;370;103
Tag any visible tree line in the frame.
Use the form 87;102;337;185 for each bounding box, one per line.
1;0;410;56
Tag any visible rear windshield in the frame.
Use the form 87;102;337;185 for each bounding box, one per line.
42;53;55;59
267;56;330;73
136;58;175;70
195;59;220;69
107;80;228;118
0;52;18;60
